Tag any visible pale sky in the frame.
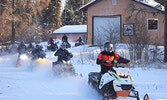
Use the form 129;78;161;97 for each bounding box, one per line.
61;0;66;10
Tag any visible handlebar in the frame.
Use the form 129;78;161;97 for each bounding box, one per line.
103;60;128;68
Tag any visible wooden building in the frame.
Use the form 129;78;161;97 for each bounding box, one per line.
80;0;165;45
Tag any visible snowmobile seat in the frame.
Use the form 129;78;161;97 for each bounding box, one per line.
121;84;133;90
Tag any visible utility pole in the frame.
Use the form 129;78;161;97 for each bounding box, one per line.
164;3;167;62
11;0;15;44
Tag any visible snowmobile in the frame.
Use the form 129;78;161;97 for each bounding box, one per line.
47;41;58;51
74;41;85;47
30;47;47;64
52;59;75;76
25;48;34;58
88;63;150;100
16;50;29;67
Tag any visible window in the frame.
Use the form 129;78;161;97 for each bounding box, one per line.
112;0;117;5
147;18;158;30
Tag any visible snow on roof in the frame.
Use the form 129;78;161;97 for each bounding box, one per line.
134;0;164;11
53;25;87;34
80;0;164;11
80;0;97;10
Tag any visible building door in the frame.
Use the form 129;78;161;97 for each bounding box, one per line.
93;16;121;45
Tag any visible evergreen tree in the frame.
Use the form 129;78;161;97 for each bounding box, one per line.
42;0;61;30
61;5;74;25
0;0;50;43
61;0;86;26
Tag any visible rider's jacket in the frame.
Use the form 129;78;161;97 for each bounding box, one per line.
17;44;27;53
54;48;73;62
97;51;120;67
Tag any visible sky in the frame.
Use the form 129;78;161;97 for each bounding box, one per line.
61;0;66;10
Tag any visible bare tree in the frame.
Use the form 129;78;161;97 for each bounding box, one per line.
126;1;167;63
101;22;120;50
153;0;167;62
125;12;150;64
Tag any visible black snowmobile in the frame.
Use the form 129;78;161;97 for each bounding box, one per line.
32;45;46;60
74;41;85;47
25;48;34;58
47;41;58;51
52;52;75;77
88;61;150;100
52;59;75;76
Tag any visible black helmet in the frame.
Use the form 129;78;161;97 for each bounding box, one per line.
104;42;113;52
36;44;39;48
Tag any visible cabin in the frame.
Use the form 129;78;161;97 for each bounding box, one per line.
53;25;87;43
80;0;165;45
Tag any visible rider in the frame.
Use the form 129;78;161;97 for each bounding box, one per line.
62;34;67;42
62;34;71;48
32;45;45;59
54;43;73;63
77;37;82;43
17;41;27;54
76;37;84;45
48;37;54;44
96;42;130;96
97;42;129;75
27;43;34;50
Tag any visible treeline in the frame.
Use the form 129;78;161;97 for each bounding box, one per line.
0;0;90;45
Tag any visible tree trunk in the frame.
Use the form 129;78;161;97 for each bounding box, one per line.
11;21;15;44
11;0;15;44
164;3;167;62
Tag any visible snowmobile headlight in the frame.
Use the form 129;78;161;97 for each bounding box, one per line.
28;51;32;54
20;54;28;60
62;60;70;64
48;44;51;46
36;58;47;64
67;61;70;64
62;60;66;64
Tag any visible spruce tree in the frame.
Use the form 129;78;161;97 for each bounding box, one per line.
61;0;86;25
42;0;61;30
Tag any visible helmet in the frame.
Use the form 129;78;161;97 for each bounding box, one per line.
104;42;113;52
36;44;39;48
60;43;66;49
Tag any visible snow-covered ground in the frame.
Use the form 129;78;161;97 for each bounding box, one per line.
0;44;167;100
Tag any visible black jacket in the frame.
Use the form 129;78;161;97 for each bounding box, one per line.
54;48;73;62
17;44;27;53
32;48;45;59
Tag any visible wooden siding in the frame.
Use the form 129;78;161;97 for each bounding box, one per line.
86;0;165;45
